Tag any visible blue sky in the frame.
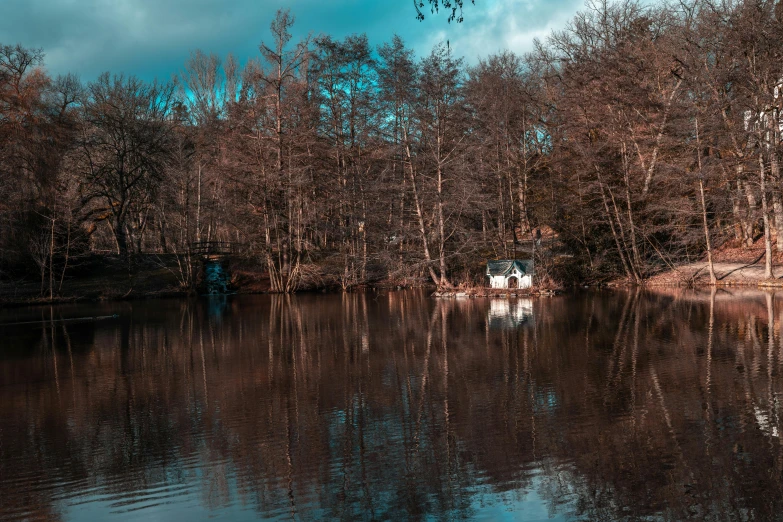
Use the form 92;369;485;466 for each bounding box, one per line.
0;0;585;81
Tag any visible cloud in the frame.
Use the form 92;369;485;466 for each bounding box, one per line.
1;0;256;79
0;0;586;80
418;0;584;62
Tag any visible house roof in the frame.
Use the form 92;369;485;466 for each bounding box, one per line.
486;259;534;277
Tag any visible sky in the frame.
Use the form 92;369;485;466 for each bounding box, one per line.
0;0;585;82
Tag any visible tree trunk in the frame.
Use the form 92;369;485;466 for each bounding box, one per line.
58;209;71;294
436;160;450;288
759;152;774;279
262;197;282;293
699;177;717;285
622;143;642;279
640;78;682;197
732;182;745;242
597;168;633;281
696;118;716;285
770;133;783;252
772;191;783;252
196;163;202;243
48;216;55;300
608;184;639;282
408;164;440;286
742;178;757;247
115;216;129;259
403;128;440;286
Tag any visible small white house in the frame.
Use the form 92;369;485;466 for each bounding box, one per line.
486;259;534;289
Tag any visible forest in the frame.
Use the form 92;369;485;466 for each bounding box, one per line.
1;0;783;295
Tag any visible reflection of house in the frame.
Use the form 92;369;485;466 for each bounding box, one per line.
486;260;534;289
487;298;534;330
754;406;780;439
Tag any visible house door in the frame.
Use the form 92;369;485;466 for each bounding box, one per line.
507;276;519;289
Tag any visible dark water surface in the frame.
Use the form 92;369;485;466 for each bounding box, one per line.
2;289;783;521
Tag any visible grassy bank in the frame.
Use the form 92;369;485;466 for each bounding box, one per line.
639;238;783;287
0;255;186;306
644;261;783;287
0;254;436;306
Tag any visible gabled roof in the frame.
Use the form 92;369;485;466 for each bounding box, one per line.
486;259;534;277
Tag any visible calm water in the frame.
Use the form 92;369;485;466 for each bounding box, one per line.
1;289;783;521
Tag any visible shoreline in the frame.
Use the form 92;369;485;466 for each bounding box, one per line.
0;283;561;308
621;261;783;288
7;259;783;308
431;287;558;298
0;281;436;308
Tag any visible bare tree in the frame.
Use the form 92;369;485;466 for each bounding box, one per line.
76;74;175;258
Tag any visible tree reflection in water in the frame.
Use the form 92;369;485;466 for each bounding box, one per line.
1;289;783;520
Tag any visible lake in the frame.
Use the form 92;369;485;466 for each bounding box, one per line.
1;289;782;521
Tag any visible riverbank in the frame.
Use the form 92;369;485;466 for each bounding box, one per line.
431;287;558;298
0;254;433;307
0;254;275;307
644;261;783;287
21;247;775;306
0;255;179;306
606;237;783;288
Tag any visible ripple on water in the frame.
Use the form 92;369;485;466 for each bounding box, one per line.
3;291;783;521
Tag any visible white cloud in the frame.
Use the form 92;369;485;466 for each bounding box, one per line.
415;0;584;62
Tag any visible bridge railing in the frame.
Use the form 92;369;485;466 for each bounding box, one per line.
189;241;244;256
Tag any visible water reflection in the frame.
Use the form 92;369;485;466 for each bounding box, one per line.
487;298;534;330
206;294;228;321
1;289;783;520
